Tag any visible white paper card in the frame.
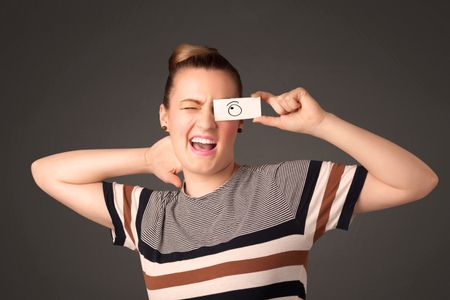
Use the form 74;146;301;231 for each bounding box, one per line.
213;97;261;121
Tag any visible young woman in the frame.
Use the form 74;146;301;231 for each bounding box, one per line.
31;43;438;299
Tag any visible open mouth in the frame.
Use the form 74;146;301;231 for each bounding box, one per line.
190;137;217;151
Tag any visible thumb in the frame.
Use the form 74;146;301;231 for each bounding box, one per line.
166;173;182;188
253;115;282;128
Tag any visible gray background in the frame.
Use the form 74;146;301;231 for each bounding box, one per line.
2;0;448;299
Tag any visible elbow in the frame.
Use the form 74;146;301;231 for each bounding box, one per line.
31;159;47;187
412;172;439;202
31;159;39;179
31;160;41;185
428;172;439;193
426;168;439;194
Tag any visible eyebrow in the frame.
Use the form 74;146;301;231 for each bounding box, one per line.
179;99;203;104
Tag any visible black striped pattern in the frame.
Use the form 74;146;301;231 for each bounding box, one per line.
102;159;368;299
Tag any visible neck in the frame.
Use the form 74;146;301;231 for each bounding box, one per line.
183;161;239;198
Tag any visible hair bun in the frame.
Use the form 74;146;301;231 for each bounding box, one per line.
162;43;242;108
169;43;218;71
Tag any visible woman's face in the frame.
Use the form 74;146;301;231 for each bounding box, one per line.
160;67;242;176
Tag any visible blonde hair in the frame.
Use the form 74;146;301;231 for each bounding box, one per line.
162;43;243;107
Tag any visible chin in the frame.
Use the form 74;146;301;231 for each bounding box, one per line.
185;162;218;175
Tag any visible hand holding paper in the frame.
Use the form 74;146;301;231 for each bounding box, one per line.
251;88;328;135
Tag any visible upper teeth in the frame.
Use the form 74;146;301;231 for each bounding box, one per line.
191;137;216;144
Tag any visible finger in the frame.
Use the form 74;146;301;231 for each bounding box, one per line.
281;96;301;112
275;93;297;113
251;91;274;101
171;166;183;174
269;98;288;115
252;91;280;108
252;91;287;115
166;173;182;188
252;115;282;128
251;91;290;115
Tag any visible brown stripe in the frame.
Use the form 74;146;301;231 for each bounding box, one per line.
313;163;345;243
122;184;135;245
144;250;309;290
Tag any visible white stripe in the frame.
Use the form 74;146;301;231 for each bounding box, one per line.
147;265;307;300
130;186;143;247
141;234;310;276
110;228;117;242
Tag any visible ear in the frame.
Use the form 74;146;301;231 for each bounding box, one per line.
238;120;244;129
159;104;168;127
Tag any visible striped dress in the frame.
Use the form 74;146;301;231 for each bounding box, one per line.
102;159;368;299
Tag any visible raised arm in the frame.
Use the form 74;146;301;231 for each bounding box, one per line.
307;112;438;213
251;88;439;214
31;136;182;228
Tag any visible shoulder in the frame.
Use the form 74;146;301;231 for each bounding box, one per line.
147;189;179;204
118;184;179;209
237;160;311;187
243;159;311;176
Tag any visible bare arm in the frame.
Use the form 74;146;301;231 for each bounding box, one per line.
252;88;439;214
31;148;151;228
31;136;182;229
310;112;439;213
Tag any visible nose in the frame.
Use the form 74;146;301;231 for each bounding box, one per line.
196;103;217;130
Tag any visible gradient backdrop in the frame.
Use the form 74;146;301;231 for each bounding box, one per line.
2;0;448;299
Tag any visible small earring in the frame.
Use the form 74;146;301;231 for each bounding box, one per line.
161;125;167;131
237;127;242;133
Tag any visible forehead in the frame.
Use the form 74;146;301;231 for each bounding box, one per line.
170;68;238;102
